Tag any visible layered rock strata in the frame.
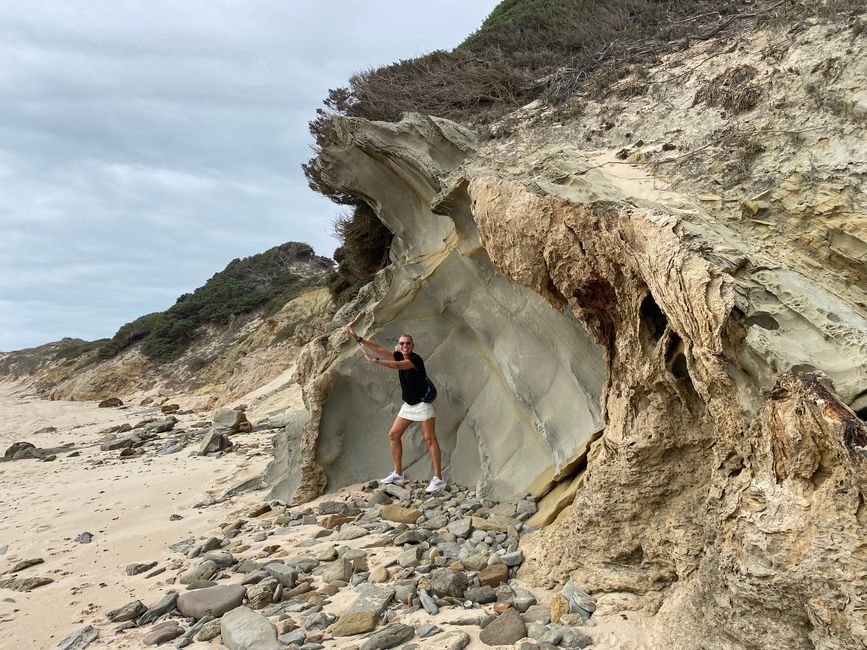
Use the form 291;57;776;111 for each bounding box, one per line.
276;102;866;649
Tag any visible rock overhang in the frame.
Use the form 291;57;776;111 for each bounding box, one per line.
275;113;608;501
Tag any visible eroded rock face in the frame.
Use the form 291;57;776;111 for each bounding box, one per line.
468;168;866;648
271;20;866;649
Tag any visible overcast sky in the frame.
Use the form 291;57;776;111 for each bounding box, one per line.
0;1;499;352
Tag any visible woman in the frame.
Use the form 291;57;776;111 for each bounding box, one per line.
347;324;445;493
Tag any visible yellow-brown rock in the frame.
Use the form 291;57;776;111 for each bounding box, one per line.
380;504;422;525
550;594;570;625
478;564;509;588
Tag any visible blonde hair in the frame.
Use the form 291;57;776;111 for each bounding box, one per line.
398;334;413;343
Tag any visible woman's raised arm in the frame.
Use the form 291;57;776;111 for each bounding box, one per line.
347;325;392;357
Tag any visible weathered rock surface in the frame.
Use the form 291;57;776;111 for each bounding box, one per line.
3;441;35;461
271;18;867;650
57;625;98;650
137;592;178;625
176;584;246;619
0;575;52;591
360;622;414;650
220;606;282;650
211;407;250;436
380;504;422;524
479;609;527;646
105;599;147;623
417;630;471;650
330;609;379;636
141;621;183;645
268;115;605;506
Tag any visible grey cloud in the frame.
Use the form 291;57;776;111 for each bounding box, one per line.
0;1;499;351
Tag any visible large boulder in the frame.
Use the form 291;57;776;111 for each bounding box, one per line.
479;609;527;646
264;409;317;504
3;441;35;461
211;408;251;436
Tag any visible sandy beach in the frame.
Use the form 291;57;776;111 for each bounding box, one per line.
0;381;275;648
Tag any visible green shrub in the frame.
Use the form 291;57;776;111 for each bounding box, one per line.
54;338;108;363
99;312;163;359
186;356;210;372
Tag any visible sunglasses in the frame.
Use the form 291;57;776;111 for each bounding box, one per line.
398;341;413;346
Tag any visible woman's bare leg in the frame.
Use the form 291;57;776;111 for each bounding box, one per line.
388;416;413;474
421;417;442;478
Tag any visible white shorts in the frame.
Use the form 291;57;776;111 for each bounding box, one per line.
397;401;435;422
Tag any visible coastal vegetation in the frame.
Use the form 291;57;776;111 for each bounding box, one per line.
56;242;327;364
304;0;797;303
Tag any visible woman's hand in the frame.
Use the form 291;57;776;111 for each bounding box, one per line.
347;324;362;343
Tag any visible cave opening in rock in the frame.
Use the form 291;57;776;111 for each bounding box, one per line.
848;389;867;422
665;333;692;384
744;311;781;331
615;544;645;566
572;279;618;353
639;292;668;344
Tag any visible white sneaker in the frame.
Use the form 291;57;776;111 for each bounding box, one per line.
425;476;446;493
381;471;405;486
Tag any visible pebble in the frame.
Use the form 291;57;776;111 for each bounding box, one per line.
330;610;379;636
220;606;281;650
417;630;470;649
74;532;93;544
136;592;178;625
142;621;184;646
177;583;247;618
8;558;44;572
360;622;415;650
105;599;147;622
335;524;369;540
479;609;527;646
125;561;157;576
478;563;509;587
196;618;222;641
0;576;53;591
419;588;439;615
279;628;307;644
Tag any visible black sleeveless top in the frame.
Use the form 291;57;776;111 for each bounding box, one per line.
393;351;427;405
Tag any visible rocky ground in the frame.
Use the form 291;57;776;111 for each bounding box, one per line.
0;383;651;649
56;480;618;650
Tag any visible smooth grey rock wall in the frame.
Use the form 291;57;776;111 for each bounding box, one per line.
271;114;605;501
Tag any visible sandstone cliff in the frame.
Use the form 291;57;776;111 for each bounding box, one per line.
272;16;866;650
